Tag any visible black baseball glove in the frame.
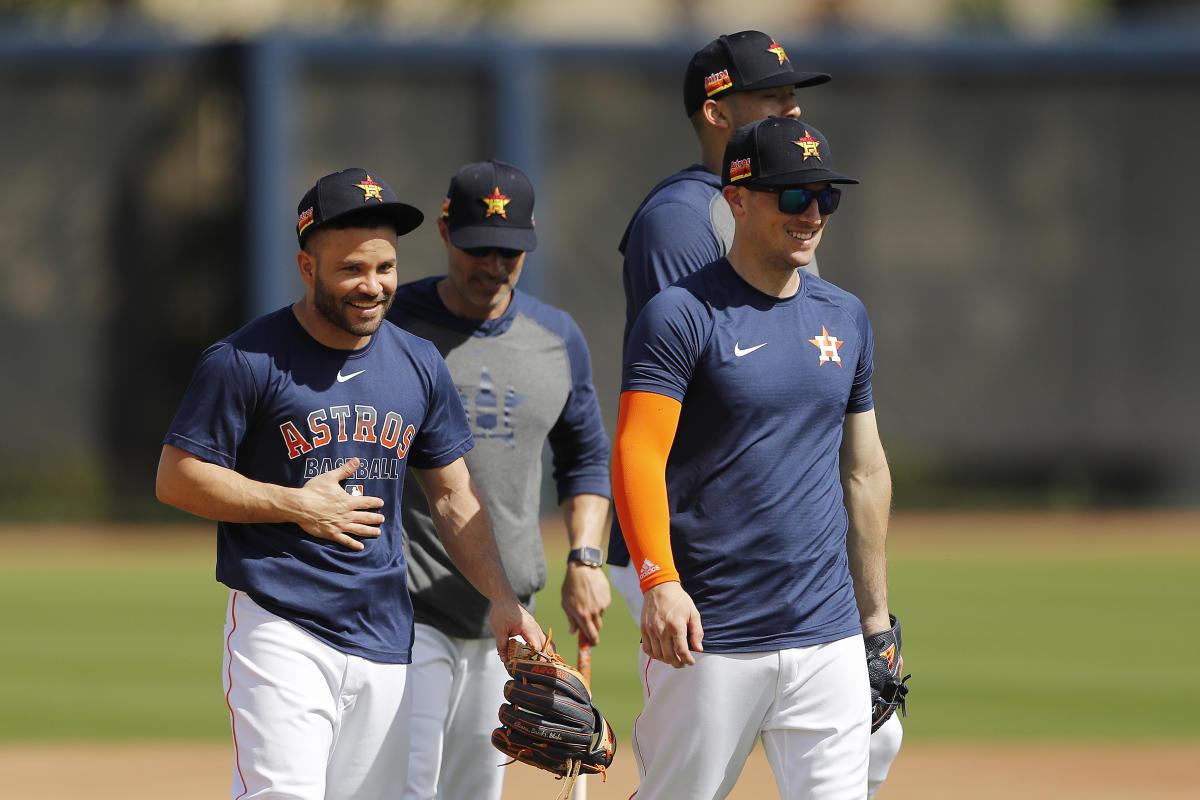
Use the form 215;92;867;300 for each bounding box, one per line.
491;638;616;794
865;613;910;733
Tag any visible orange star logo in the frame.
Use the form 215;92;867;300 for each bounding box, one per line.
355;176;385;202
794;131;822;161
807;326;844;367
767;39;790;65
482;187;511;218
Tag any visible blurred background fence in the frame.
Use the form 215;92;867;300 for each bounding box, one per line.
2;14;1199;519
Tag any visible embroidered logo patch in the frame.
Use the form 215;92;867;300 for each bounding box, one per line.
807;325;844;366
794;131;822;161
298;206;314;236
704;69;733;97
482;187;511;217
768;39;789;65
441;196;451;218
729;157;752;181
355;175;385;201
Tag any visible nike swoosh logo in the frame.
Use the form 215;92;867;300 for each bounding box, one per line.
336;369;366;383
733;342;767;357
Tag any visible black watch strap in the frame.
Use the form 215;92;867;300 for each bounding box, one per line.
567;546;604;567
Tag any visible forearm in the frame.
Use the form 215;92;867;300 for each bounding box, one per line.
561;493;609;549
843;455;892;634
418;465;520;606
611;391;682;592
560;493;612;644
155;444;302;524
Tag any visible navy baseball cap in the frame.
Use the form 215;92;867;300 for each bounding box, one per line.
722;117;859;188
683;30;831;116
441;159;537;253
296;167;424;246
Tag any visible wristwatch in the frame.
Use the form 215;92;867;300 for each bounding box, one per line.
567;546;604;567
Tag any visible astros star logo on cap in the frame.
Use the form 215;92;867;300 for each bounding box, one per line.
767;39;789;65
355;176;385;201
794;131;822;161
482;187;511;218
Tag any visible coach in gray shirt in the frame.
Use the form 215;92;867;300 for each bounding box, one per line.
387;160;612;800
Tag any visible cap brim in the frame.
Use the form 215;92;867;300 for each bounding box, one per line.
740;70;831;93
753;169;858;186
385;204;426;236
304;202;425;244
448;224;537;253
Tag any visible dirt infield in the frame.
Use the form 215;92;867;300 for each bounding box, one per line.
3;741;1197;798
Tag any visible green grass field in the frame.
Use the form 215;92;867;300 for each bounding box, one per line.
2;517;1197;743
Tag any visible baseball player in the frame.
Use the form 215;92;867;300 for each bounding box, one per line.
155;167;544;800
609;29;828;607
608;31;903;796
611;117;897;799
386;160;612;800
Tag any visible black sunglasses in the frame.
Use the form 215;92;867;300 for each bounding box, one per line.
753;186;842;215
462;245;523;259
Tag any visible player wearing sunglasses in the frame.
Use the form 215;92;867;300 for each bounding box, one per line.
386;160;611;800
613;117;899;799
608;31;905;800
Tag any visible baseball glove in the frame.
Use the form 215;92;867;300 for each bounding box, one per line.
491;636;616;799
865;613;911;733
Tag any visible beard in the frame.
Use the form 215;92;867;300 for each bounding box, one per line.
312;271;394;338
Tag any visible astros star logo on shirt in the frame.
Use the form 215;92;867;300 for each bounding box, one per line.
808;325;844;366
482;187;511;217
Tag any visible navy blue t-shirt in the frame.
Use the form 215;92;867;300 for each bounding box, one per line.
163;307;473;663
622;260;874;651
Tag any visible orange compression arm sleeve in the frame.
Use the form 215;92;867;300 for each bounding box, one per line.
611;390;683;592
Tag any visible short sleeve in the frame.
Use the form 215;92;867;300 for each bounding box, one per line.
847;305;875;413
405;342;475;470
621;287;711;403
163;342;258;468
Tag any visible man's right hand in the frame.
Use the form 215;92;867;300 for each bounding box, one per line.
641;581;704;668
295;458;385;551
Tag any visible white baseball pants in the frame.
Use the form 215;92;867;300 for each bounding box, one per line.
222;590;409;800
612;562;892;800
631;637;870;800
397;622;511;800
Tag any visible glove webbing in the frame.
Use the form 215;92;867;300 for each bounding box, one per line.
493;720;605;797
